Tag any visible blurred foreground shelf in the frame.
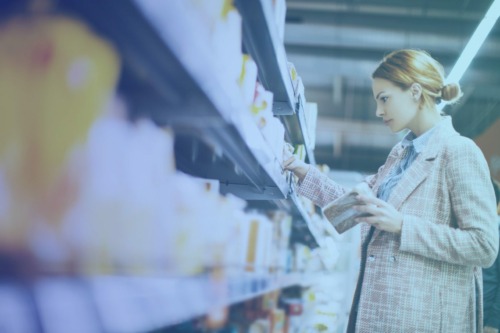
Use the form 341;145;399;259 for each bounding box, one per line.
0;0;338;331
0;272;307;333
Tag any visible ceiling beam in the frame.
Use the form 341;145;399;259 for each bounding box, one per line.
286;1;485;21
284;52;500;88
284;23;500;62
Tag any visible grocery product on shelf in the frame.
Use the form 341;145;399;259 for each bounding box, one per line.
239;55;259;108
64;101;180;275
251;83;286;163
0;12;119;253
210;2;243;88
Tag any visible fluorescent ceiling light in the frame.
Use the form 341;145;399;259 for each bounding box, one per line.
439;0;500;110
446;0;500;83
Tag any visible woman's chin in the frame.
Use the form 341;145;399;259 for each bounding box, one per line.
389;124;405;133
389;126;400;133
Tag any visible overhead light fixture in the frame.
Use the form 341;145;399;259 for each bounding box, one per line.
439;0;500;110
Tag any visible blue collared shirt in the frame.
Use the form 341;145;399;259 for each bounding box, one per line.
377;126;436;201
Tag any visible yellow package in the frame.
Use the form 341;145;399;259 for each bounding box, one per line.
0;14;120;242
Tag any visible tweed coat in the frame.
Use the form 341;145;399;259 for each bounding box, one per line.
297;117;499;333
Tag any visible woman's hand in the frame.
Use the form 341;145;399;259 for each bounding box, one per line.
283;155;310;182
354;194;404;234
282;144;310;182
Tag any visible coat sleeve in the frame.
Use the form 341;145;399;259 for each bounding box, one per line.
296;166;347;208
296;150;390;208
399;139;499;268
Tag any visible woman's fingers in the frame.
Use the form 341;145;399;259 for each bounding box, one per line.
355;215;380;226
283;156;296;169
283;155;310;181
354;203;381;216
352;182;371;196
356;194;386;207
354;197;403;233
282;143;295;163
283;147;293;160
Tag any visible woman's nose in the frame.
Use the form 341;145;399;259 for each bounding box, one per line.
376;106;384;118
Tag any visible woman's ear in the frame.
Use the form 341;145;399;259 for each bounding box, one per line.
410;83;422;101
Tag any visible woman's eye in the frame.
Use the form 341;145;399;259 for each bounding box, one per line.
381;96;388;102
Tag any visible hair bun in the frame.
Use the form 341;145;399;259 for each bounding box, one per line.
441;83;462;103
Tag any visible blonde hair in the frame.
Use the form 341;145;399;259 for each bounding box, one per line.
372;49;462;108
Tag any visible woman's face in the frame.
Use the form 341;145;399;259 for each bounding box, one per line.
372;78;419;133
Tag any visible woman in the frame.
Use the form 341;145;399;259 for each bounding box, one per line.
284;49;499;333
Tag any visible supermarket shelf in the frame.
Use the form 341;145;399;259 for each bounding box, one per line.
90;273;306;329
289;188;323;248
245;178;320;248
235;0;295;116
282;95;316;165
0;273;305;333
58;0;289;199
234;0;316;164
296;95;316;165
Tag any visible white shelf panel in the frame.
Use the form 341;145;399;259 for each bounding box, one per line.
0;272;316;332
0;273;305;332
89;273;306;330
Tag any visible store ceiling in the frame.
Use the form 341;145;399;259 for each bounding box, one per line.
284;0;500;173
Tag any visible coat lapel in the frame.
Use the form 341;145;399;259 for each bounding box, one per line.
388;116;458;210
372;145;404;195
370;116;459;240
388;153;435;210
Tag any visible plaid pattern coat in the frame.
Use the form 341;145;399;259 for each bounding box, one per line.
298;117;499;333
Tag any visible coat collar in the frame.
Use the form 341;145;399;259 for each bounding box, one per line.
391;116;458;161
421;116;459;159
401;125;434;154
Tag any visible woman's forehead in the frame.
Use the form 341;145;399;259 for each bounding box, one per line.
372;78;397;94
